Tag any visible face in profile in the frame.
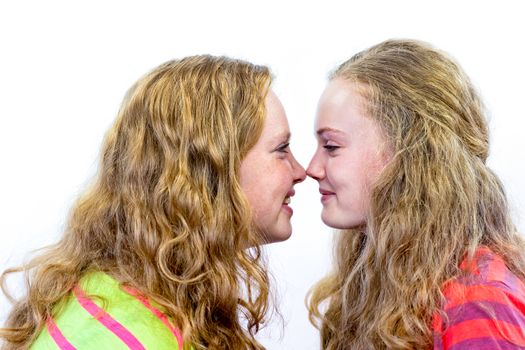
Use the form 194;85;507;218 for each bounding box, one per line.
307;78;391;230
240;91;306;243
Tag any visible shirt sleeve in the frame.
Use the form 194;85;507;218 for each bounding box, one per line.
433;283;525;349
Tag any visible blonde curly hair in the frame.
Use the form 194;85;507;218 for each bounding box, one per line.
308;39;525;349
2;55;273;349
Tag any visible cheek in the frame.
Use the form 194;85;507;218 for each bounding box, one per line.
326;156;377;203
264;165;290;202
258;163;292;211
364;153;389;190
325;157;355;187
240;170;263;215
249;170;285;214
353;155;388;210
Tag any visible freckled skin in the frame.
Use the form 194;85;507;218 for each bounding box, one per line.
239;91;306;243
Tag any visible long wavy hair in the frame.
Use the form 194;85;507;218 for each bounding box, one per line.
1;55;273;349
307;39;525;349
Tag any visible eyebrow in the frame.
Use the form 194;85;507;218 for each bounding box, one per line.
276;131;291;142
316;127;344;138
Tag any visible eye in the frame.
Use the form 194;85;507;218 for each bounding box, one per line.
276;142;290;153
323;143;340;152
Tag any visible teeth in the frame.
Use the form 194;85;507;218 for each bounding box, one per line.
283;197;291;204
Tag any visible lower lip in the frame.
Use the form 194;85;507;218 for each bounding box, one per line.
282;204;293;215
321;194;335;203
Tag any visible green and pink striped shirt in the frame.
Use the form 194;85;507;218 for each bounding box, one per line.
30;272;184;350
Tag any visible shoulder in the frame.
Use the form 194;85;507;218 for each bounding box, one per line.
442;248;525;309
30;272;183;350
433;248;525;349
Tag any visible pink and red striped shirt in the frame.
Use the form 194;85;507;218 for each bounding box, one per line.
433;247;525;349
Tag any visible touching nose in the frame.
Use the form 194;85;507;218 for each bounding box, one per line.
306;153;324;181
292;157;306;184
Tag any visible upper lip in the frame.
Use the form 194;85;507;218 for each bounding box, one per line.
286;190;295;197
319;188;335;195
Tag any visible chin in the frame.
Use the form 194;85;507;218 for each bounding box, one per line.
263;228;292;244
321;219;347;229
321;211;364;230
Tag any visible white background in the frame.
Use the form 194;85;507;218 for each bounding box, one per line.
1;1;524;349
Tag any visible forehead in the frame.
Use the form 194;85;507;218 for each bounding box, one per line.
315;78;368;130
266;90;287;123
261;90;290;140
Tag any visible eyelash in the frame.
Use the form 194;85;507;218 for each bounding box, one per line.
277;142;290;153
323;144;339;152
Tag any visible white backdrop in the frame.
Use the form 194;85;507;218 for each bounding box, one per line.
1;1;524;349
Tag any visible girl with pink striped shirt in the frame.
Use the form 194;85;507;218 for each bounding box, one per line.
306;39;525;349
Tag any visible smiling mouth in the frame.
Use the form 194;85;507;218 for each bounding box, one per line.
319;189;335;195
319;189;335;203
283;189;295;205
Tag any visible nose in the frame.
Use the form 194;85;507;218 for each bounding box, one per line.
306;152;324;181
292;156;306;184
